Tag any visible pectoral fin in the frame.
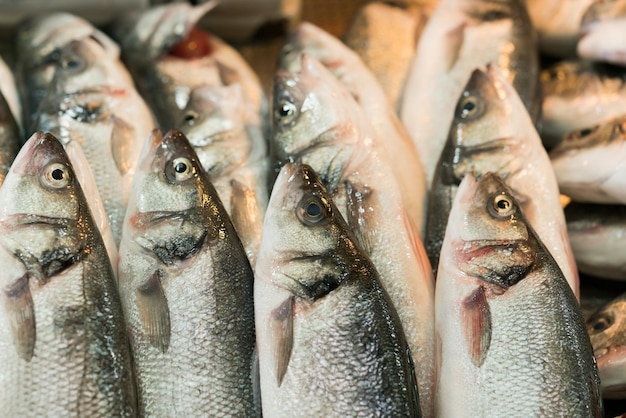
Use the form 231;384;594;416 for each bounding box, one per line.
110;115;135;176
4;273;35;361
463;286;491;367
345;181;375;254
271;296;294;386
137;270;170;353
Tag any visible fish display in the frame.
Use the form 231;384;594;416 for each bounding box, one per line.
578;0;626;67
0;88;21;187
426;65;579;297
587;292;626;399
435;172;602;417
118;129;257;416
0;132;135;416
255;162;421;417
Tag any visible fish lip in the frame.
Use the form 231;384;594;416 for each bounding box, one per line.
130;211;192;229
1;213;69;228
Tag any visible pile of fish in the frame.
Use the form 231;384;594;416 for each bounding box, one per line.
0;0;624;416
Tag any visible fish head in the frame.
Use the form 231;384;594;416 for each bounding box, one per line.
461;0;525;24
272;55;355;189
178;84;249;177
442;66;520;184
551;116;626;158
125;129;220;265
541;60;602;100
581;0;626;28
448;173;536;290
586;293;626;398
258;163;349;299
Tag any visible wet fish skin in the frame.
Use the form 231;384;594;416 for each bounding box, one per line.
255;162;420;417
0;132;136;416
435;172;602;417
578;0;626;66
0;90;22;187
0;55;23;134
541;60;626;149
586;292;626;399
118;129;257;416
426;65;579;297
550;116;626;205
566;203;626;280
15;12;120;129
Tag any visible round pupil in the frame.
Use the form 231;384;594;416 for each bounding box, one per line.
175;162;187;174
496;198;510;210
280;103;294;117
579;128;592;136
184;113;195;122
306;202;321;217
593;319;607;331
463;100;475;113
65;58;80;68
51;168;65;181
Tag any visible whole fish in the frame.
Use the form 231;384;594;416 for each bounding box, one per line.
401;0;539;186
255;162;420;417
526;0;595;57
0;132;135;416
118;129;257;416
0;55;23;133
15;12;119;129
541;60;626;149
586;292;626;399
0;89;21;187
435;172;602;417
578;0;626;67
111;2;265;132
343;1;429;111
177;84;267;264
34;36;156;243
566;203;626;280
272;54;435;417
279;22;427;234
550;116;626;205
426;65;579;297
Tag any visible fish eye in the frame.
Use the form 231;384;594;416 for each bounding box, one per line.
60;54;84;73
489;193;515;218
587;314;612;333
458;95;481;120
41;162;71;189
296;195;329;226
182;111;198;126
275;99;299;126
165;157;195;183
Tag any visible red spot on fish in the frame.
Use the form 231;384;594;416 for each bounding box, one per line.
168;27;213;59
463;286;491;367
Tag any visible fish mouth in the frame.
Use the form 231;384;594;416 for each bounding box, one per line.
130;211;194;230
2;213;70;228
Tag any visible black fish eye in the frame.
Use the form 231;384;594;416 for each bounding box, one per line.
297;195;329;226
183;111;197;125
588;314;612;333
458;95;481;120
275;98;299;126
61;55;83;72
41;162;71;189
489;193;515;218
579;128;593;137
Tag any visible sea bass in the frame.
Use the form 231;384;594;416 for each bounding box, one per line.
255;163;420;417
279;22;427;233
118;129;257;416
435;172;602;417
15;12;119;129
426;65;579;296
111;1;265;132
34;36;156;243
0;89;21;187
401;0;539;186
272;55;435;417
541;60;626;149
578;0;626;67
176;83;267;264
0;55;23;133
586;292;626;399
566;203;626;280
550;116;626;205
0;132;136;416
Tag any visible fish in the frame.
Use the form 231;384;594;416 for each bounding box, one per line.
272;54;435;417
176;83;267;264
279;22;427;234
33;36;156;243
586;292;626;399
0;132;136;416
526;0;595;57
401;0;540;186
118;129;257;416
0;89;22;187
0;55;23;133
111;1;266;132
565;203;626;281
550;116;626;205
435;172;603;417
255;162;421;417
14;12;119;129
578;0;626;67
425;65;579;297
343;1;429;111
541;60;626;149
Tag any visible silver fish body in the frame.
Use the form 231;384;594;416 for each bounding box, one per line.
586;292;626;399
0;89;21;186
578;0;626;66
0;132;136;416
118;129;257;416
255;163;420;417
435;172;602;417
